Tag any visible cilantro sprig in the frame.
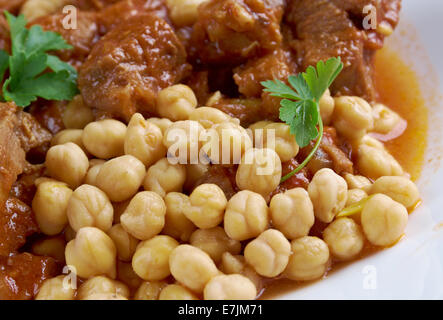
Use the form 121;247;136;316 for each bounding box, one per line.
0;12;78;107
261;57;344;183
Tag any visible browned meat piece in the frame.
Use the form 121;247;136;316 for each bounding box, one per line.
185;71;211;105
0;197;38;256
14;110;52;153
195;165;238;199
29;100;66;135
79;14;191;122
189;0;285;65
0;253;60;300
0;14;9;52
0;0;25;14
270;158;310;197
11;165;45;206
211;98;262;127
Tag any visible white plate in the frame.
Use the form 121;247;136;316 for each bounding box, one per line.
280;0;443;300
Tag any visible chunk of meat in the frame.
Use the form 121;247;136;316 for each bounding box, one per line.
270;158;310;197
185;71;211;105
0;197;38;256
0;253;59;300
79;14;191;122
189;0;285;65
211;98;262;127
14;110;52;153
0;14;9;52
29;100;66;135
0;0;25;14
11;165;45;206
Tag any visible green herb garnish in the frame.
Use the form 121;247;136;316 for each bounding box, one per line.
0;12;78;107
261;57;344;183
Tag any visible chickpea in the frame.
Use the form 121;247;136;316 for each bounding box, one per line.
169;244;219;293
308;168;348;223
32;180;73;235
120;191;166;240
190;227;241;263
236;148;282;200
285;236;330;281
244;229;290;277
157;84;197;120
220;253;262;290
224;190;269;241
82;293;127;300
183;184;227;229
183;163;209;192
132;235;179;281
147;117;173;135
262;122;299;162
143;158;186;197
204;122;252;165
357;143;404;179
369;176;420;208
344;173;372;193
189;107;239;129
45;142;89;189
159;284;198;300
163;120;205;164
20;0;72;22
31;236;66;262
206;91;222;107
166;0;208;27
78;276;129;300
35;276;75;300
82;119;127;159
269;188;314;240
108;224;139;262
117;260;143;289
65;227;117;279
372;103;402;134
134;281;168;300
323;218;364;261
96;155;146;202
51;129;88;154
248;121;272;147
84;159;105;186
319;89;335;125
163;192;196;242
346;188;368;206
359;134;385;150
361;194;408;246
67;184;113;232
332;96;374;140
62;95;94;129
124;113;166;167
204;274;257;300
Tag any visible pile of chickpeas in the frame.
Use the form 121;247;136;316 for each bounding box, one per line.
32;84;420;300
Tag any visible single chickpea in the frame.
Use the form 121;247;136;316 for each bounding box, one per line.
84;159;106;186
163;192;196;242
96;155;146;202
157;84;197;121
204;122;252;165
190;227;241;263
117;260;143;289
248;121;273;147
206;91;222;107
82;119;127;159
323;218;365;261
62;95;94;129
163;120;205;164
143;158;186;197
31;236;66;262
357;143;404;179
236;148;282;200
269;188;315;239
204;274;257;300
262;122;299;162
332;96;374;141
35;276;75;300
346;188;368;206
189;107;239;129
285;236;330;281
32;180;73;235
372;103;402;134
220;253;262;290
65;227;117;279
369;176;420;208
132;235;179;281
159;284;198;300
147;117;173;135
20;0;72;22
244;229;291;277
183;163;209;192
51;129;88;154
77;276;130;300
108;224;139;262
166;0;208;27
45;142;89;189
308;168;348;223
361;194;408;246
134;281;168;300
67;184;113;232
124;113;166;167
224;190;269;241
344;173;372;193
183;184;227;229
120;191;166;240
169;244;219;293
319;89;335;125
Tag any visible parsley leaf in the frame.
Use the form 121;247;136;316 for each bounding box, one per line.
261;57;344;183
0;11;78;107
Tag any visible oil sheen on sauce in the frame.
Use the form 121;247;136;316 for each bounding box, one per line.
260;48;429;299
